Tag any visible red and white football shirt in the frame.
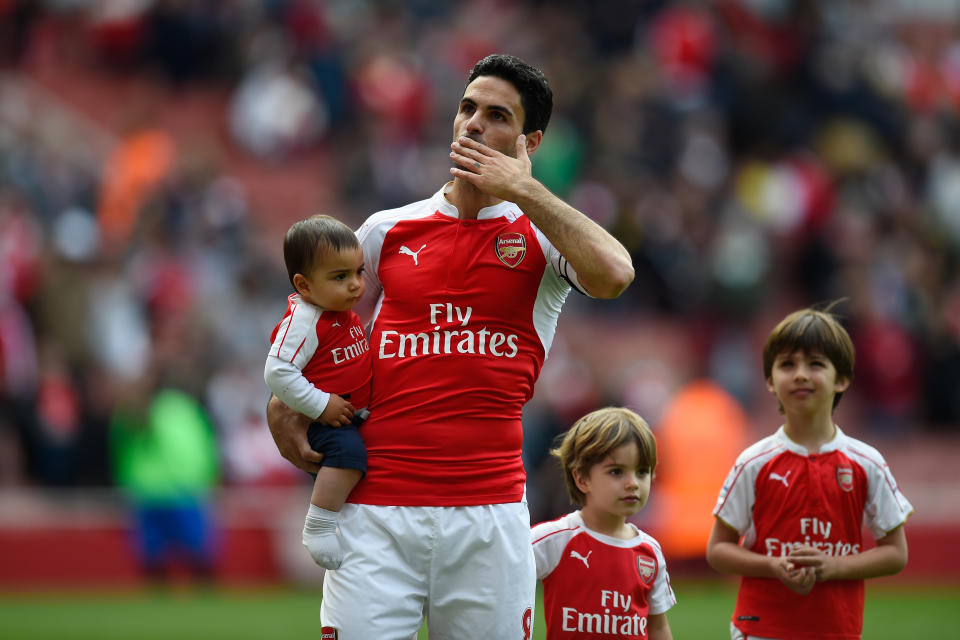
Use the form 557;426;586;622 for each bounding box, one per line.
532;511;676;639
350;185;583;506
267;293;372;417
713;425;913;640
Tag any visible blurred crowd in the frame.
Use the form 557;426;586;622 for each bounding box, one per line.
1;0;959;526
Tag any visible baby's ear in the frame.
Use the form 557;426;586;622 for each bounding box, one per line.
292;273;310;296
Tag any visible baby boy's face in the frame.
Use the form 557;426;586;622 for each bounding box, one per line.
298;245;365;311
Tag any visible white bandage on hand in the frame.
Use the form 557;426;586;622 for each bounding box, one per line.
302;504;344;570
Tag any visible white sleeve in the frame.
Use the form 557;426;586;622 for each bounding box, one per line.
647;539;677;615
263;355;330;420
264;301;329;419
533;225;587;296
531;519;575;581
713;459;755;535
857;448;914;539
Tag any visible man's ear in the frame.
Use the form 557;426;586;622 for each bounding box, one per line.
524;130;542;156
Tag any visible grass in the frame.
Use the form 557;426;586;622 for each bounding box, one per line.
0;580;957;638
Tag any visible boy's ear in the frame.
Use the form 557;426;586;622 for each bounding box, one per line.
765;377;775;393
572;467;590;495
834;375;851;394
292;273;310;297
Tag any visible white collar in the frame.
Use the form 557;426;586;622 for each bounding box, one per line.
774;424;846;456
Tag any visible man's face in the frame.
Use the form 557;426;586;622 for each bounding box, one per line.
453;76;526;160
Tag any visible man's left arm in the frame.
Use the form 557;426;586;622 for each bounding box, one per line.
451;134;634;298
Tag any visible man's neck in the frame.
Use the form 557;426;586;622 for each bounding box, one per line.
446;179;502;220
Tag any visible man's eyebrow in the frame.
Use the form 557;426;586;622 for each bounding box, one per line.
460;97;515;118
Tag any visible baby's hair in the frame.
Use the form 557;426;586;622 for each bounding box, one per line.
762;301;855;411
283;215;359;289
551;407;657;506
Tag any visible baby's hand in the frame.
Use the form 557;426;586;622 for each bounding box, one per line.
318;394;355;427
771;556;815;595
789;545;837;582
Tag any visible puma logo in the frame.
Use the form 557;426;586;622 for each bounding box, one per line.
769;470;791;487
570;550;592;568
398;244;426;265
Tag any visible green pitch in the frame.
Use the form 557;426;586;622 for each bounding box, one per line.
0;580;956;638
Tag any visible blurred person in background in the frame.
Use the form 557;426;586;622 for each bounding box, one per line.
109;365;220;584
267;53;634;639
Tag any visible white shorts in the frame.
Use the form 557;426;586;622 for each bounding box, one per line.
320;502;536;640
730;622;780;640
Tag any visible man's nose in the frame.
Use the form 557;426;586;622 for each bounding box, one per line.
465;111;483;133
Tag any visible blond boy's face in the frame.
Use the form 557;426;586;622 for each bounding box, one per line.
574;441;651;520
766;348;850;414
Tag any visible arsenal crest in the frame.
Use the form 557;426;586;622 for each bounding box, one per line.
836;465;854;492
496;232;526;268
637;556;657;585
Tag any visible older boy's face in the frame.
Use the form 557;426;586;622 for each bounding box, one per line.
766;349;850;414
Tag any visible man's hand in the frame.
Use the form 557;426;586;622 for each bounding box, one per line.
319;393;355;427
267;395;322;474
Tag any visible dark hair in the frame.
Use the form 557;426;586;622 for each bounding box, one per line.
465;54;553;134
550;407;658;506
282;215;359;289
762;303;855;411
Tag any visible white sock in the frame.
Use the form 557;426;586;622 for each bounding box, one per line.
302;505;344;570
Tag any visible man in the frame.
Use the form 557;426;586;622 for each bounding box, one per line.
268;54;634;639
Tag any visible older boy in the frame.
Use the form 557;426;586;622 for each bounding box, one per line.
707;306;913;640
